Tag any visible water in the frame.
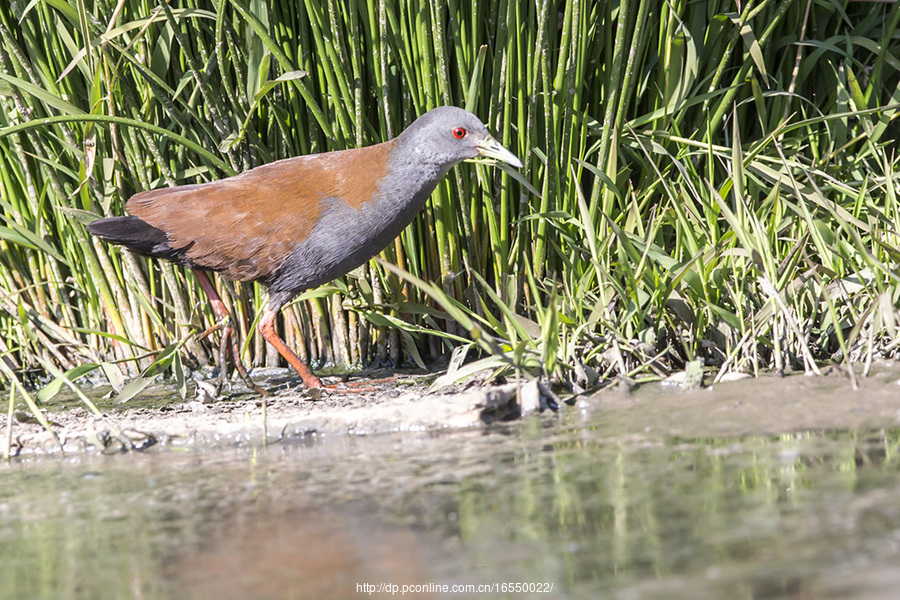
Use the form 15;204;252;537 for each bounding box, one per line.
2;408;900;599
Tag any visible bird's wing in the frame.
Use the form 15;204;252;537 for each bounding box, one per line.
126;142;393;282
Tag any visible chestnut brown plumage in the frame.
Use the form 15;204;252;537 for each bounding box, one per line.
88;107;522;390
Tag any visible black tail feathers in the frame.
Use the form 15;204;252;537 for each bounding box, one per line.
86;215;184;262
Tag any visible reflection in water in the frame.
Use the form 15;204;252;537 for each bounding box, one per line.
2;418;899;599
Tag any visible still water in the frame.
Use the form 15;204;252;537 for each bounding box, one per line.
2;409;899;599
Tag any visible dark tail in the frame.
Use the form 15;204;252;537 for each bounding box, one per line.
86;215;184;262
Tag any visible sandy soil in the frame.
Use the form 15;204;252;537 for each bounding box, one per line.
3;371;551;456
6;361;900;456
594;363;900;438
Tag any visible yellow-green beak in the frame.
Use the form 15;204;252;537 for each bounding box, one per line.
476;136;523;169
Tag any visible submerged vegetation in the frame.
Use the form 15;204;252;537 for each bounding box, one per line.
0;0;899;402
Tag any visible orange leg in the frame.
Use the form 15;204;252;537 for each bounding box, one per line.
258;308;323;389
193;270;229;322
258;309;398;392
193;270;268;396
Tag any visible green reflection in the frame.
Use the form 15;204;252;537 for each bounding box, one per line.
2;428;900;599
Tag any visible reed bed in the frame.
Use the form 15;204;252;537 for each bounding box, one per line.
0;0;899;402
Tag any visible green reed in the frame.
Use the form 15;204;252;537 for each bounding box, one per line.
0;0;899;407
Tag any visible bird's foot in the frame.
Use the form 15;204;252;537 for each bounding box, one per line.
206;320;269;397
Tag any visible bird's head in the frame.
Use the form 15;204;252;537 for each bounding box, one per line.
398;106;523;170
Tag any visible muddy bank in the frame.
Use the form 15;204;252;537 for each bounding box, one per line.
597;364;900;439
6;362;900;456
4;371;558;456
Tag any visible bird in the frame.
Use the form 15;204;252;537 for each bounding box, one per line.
87;106;523;392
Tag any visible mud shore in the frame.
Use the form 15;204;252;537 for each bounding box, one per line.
6;362;900;457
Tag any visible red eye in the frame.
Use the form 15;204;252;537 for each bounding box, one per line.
452;127;467;139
